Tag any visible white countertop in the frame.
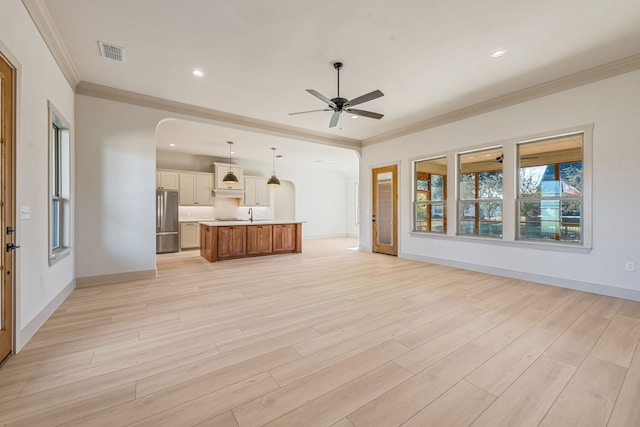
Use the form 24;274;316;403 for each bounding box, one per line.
199;220;304;226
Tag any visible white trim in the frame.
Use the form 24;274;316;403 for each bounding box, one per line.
21;0;640;149
363;54;640;146
76;82;361;151
76;269;157;287
21;0;80;89
400;251;640;302
16;279;75;352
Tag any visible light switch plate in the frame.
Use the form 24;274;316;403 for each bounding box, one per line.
20;205;30;219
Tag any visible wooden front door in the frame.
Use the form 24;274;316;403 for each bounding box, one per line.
0;53;15;365
372;164;398;256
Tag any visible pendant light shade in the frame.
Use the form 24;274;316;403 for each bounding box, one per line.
223;141;238;184
267;147;281;187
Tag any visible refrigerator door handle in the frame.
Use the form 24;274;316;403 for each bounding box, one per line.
156;192;160;231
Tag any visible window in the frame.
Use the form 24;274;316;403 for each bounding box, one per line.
49;102;71;264
518;133;583;243
414;157;446;233
458;147;503;237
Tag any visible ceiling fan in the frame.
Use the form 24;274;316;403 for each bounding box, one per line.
289;62;384;128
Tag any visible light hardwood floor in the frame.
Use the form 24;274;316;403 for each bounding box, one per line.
1;237;640;426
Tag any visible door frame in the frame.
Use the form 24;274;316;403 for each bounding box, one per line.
0;51;16;365
371;163;398;256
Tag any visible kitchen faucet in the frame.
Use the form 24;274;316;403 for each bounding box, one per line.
248;207;253;222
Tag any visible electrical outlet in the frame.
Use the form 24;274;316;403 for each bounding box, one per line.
625;261;636;272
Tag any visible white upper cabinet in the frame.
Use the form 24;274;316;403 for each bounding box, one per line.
214;162;244;190
179;172;213;205
244;176;270;206
156;170;180;190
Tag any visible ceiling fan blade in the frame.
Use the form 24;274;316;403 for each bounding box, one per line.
346;90;384;108
306;89;337;108
288;109;332;116
346;108;384;120
329;111;341;128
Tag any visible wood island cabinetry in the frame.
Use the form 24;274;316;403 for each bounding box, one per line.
273;223;296;253
200;224;217;262
247;224;273;255
200;222;302;262
217;226;247;259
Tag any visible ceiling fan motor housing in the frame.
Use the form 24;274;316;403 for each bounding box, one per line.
331;97;349;111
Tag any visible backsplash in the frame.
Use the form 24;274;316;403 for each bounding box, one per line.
179;199;270;221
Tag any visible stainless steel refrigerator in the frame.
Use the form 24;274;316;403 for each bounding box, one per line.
156;189;179;253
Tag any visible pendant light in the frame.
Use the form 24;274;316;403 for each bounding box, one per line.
222;141;238;184
267;147;281;186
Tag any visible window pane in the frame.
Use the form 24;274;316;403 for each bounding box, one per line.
460;173;476;200
458;201;502;237
519;200;581;242
415;203;427;231
478;171;503;199
431;175;445;201
52;198;60;250
430;204;445;232
560;162;582;196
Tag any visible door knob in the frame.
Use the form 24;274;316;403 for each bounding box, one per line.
6;243;20;252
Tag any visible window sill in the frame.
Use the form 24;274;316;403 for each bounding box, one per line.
49;247;72;266
409;231;592;254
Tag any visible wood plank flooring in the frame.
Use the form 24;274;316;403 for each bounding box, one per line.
1;237;640;426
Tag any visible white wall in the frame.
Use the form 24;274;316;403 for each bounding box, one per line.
1;0;76;350
360;70;640;300
75;97;159;278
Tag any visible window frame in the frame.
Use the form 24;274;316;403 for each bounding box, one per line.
457;146;504;238
408;124;592;252
48;102;71;265
516;132;585;245
412;156;447;234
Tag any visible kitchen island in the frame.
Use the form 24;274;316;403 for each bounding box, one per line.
199;220;303;262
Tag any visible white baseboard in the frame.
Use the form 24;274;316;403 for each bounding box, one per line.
16;279;75;352
76;269;157;287
303;234;354;240
400;252;640;302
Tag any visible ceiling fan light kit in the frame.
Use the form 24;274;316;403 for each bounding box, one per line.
289;62;384;128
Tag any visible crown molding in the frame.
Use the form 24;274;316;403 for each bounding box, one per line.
22;0;640;150
22;0;80;89
363;53;640;146
76;81;362;151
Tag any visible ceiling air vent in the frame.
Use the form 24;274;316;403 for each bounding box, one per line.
98;41;125;62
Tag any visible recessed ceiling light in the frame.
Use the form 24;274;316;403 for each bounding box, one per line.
490;49;507;58
329;160;334;164
351;115;358;119
168;143;176;147
192;69;204;77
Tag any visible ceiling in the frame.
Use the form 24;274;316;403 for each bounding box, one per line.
35;0;640;169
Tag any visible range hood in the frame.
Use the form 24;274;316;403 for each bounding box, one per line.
213;188;244;198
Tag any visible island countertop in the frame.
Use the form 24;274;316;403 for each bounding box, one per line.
199;220;305;226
